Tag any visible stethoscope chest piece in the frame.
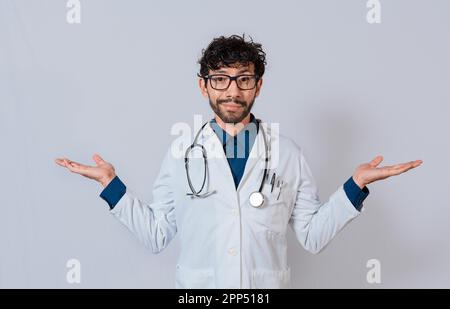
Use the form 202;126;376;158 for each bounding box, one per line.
249;191;265;208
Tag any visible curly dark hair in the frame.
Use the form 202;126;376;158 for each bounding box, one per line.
198;34;267;79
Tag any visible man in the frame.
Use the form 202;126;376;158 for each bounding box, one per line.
55;34;422;288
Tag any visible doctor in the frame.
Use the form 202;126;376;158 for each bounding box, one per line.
55;34;422;289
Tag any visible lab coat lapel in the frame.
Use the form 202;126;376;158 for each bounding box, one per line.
199;123;238;198
237;122;271;195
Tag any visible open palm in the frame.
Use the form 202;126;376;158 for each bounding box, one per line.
353;155;422;189
54;154;116;187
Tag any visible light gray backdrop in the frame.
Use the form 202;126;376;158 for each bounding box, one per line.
1;0;448;288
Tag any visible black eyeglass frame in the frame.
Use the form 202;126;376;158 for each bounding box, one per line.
198;73;260;90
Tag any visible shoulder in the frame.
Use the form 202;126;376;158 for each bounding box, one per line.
263;122;303;156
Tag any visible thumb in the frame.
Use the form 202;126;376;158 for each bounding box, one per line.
369;155;383;168
93;153;106;166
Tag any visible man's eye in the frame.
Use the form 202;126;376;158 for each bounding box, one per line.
240;77;250;82
213;77;225;82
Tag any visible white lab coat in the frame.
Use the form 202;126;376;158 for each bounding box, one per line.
110;122;362;288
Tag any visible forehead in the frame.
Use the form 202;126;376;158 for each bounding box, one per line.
210;62;255;74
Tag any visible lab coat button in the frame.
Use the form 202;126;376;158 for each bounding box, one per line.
228;248;237;256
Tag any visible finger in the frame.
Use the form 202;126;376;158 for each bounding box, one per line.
369;155;383;168
93;153;105;166
391;160;423;171
395;160;423;172
64;159;89;174
64;159;78;172
412;160;423;167
382;160;421;176
59;158;73;168
54;158;67;167
392;165;413;175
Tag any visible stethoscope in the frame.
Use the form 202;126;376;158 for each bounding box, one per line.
184;119;269;208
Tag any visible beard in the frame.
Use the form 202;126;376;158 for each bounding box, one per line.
209;96;255;124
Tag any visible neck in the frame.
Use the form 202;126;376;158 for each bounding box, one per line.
214;114;251;137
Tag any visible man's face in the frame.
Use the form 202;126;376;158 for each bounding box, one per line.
199;63;263;124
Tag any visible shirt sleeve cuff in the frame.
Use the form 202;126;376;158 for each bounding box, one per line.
99;175;126;209
343;176;369;211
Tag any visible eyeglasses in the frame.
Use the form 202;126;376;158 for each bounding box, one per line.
198;73;259;90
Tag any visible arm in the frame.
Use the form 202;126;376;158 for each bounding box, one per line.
103;151;177;253
289;150;361;254
55;151;177;254
289;150;422;254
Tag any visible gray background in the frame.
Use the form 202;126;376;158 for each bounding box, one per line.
0;0;448;288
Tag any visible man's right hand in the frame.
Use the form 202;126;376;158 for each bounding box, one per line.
54;154;116;188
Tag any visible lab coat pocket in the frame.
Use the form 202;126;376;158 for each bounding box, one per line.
250;185;294;234
175;264;216;289
251;267;291;289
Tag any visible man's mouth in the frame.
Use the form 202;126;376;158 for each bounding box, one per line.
221;102;243;111
219;99;245;111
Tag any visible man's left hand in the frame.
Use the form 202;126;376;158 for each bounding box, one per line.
352;155;423;189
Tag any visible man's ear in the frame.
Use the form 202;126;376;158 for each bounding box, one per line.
198;78;209;98
255;78;263;97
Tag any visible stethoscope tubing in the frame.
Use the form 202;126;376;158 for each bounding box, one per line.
184;119;269;202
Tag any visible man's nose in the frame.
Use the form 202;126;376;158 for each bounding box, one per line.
225;79;242;97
